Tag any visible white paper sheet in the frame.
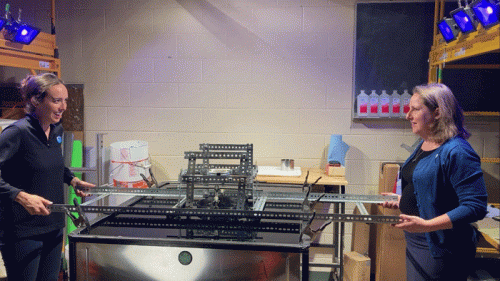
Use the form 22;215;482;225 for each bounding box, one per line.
257;166;302;177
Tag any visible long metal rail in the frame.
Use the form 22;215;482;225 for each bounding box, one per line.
49;204;400;224
72;186;398;204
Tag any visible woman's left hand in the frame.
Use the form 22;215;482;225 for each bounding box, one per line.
394;213;453;233
70;177;95;197
394;214;431;233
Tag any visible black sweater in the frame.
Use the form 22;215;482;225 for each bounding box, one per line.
0;114;74;238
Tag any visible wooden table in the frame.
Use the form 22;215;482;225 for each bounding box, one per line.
256;167;348;187
476;204;500;258
256;167;348;281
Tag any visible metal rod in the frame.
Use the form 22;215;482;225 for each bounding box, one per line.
355;202;369;215
81;194;110;206
49;204;401;224
75;186;398;204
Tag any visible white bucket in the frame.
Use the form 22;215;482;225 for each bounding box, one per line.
110;140;150;188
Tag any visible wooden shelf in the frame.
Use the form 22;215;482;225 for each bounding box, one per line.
428;0;500;84
429;25;500;66
0;31;60;74
0;0;60;76
429;2;499;259
464;112;500;117
481;158;500;164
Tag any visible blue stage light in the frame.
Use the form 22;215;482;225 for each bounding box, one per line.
13;24;40;44
471;0;500;28
437;18;460;43
4;22;40;45
0;18;6;30
451;7;478;33
2;4;41;45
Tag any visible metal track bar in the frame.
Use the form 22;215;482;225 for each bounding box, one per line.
81;194;110;206
77;187;255;200
265;192;398;204
139;199;181;206
356;202;369;215
137;199;302;210
49;205;400;224
199;144;253;151
77;186;184;197
100;217;300;233
194;164;258;173
195;164;240;170
184;151;249;160
74;187;397;204
180;175;250;184
253;196;267;211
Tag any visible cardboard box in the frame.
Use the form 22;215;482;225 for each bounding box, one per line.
374;205;406;281
378;162;400;194
375;163;406;281
351;204;371;256
326;165;345;177
351;163;406;280
344;251;371;281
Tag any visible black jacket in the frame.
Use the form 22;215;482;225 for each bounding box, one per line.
0;114;74;238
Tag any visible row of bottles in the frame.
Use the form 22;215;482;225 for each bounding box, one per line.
356;89;412;118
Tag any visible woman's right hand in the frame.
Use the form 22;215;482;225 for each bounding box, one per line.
14;191;52;215
379;192;401;209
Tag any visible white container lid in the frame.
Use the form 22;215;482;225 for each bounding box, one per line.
0;119;16;131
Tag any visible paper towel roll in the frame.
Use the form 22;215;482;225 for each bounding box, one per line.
328;134;349;166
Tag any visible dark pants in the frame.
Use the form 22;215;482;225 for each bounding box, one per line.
0;228;63;281
405;231;476;281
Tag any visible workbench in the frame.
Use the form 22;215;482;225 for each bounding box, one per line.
256;167;348;281
476;204;500;258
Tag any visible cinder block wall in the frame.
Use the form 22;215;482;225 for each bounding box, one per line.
1;0;498;255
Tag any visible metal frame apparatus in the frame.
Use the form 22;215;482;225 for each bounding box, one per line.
52;189;400;227
180;144;256;209
59;188;399;281
52;143;401;280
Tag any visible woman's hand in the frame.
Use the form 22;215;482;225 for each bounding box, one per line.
393;214;429;232
379;192;400;209
70;177;95;197
394;214;453;233
15;191;52;215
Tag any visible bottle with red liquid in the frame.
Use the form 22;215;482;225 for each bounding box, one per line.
401;89;412;116
391;90;401;117
378;90;390;117
357;90;369;117
368;90;379;117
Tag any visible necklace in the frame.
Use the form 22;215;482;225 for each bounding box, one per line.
412;148;425;162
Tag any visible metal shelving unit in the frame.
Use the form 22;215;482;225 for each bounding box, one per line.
428;0;500;257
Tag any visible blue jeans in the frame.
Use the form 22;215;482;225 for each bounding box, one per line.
0;228;63;281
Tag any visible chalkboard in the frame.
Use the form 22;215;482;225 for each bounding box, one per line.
354;1;435;98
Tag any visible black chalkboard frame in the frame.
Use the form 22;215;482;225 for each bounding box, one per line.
353;0;436;119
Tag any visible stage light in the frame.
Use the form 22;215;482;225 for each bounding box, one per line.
4;22;40;44
451;6;478;33
0;18;6;30
471;0;500;28
1;5;40;45
437;18;460;42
